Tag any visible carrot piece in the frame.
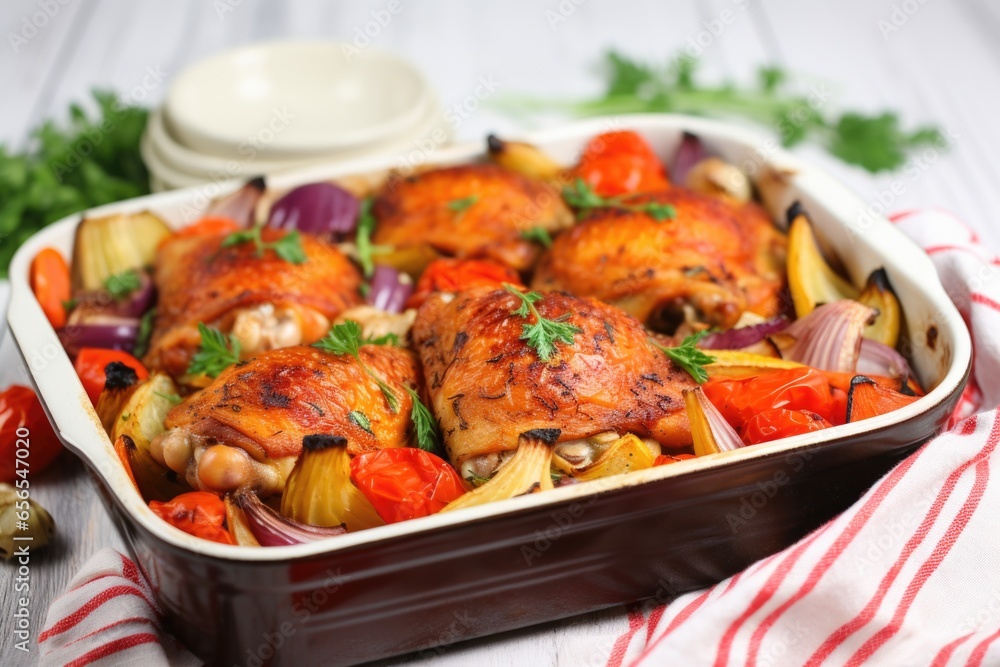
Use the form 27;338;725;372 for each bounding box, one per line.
825;370;924;397
30;248;71;329
114;435;140;493
845;375;920;423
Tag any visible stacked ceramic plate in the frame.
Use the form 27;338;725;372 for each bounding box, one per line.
141;41;449;192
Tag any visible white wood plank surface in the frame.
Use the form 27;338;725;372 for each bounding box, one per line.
1;1;996;664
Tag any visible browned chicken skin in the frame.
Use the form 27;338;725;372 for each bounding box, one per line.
150;345;420;494
372;163;574;271
145;229;362;379
411;287;695;469
532;188;786;333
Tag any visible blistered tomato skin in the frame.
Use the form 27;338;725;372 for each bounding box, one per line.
740;409;832;445
0;385;63;483
350;448;467;523
575;131;670;197
149;491;235;545
703;367;840;430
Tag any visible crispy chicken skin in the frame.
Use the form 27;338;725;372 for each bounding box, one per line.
152;345;420;493
532;188;786;332
411;287;694;466
371;164;573;271
144;229;362;378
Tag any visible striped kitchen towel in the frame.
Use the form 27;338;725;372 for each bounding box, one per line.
37;209;1000;666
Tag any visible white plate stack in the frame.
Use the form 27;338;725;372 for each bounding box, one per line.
141;41;449;192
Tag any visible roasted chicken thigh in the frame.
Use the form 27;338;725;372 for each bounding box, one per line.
411;287;695;478
149;345;420;495
372;164;573;271
532;188;786;333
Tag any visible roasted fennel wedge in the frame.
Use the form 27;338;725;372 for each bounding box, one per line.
280;434;384;532
441;429;559;513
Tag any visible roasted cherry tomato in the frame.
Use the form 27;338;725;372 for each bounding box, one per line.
172;216;241;239
30;248;71;330
350;448;467;523
74;348;149;405
575;130;670;196
740;409;832;445
654;453;696;466
703;367;841;429
407;258;523;309
149;491;234;545
0;385;63;483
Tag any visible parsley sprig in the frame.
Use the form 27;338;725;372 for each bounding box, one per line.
502;51;945;173
104;270;142;299
187;322;242;378
649;331;716;384
221;224;306;264
503;283;581;361
355;197;378;278
563;178;676;221
447;195;479;222
313;321;440;451
520;226;553;248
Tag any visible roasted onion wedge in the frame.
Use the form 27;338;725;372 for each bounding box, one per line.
441;430;559;513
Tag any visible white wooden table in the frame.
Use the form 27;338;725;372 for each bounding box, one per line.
1;1;998;664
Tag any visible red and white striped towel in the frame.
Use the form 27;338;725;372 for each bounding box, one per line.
38;209;1000;666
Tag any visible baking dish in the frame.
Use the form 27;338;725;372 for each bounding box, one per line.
7;115;970;665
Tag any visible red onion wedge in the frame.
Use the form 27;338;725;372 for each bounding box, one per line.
59;315;140;356
671;132;707;183
782;300;877;373
267;182;360;240
368;265;413;314
857;338;915;383
699;318;789;350
206;177;265;227
684;387;743;456
234;489;346;547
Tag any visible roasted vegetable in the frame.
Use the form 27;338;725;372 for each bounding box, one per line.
235;488;346;546
572;434;658;481
75;348;149;406
486;135;564;182
705;349;804;379
858;269;902;347
116;434;190;502
149;491;234;545
441;430;558;513
684;387;744;456
0;482;55;559
30;248;72;329
280;434;384;532
846;375;919;423
224;496;260;547
71;211;172;291
350;448;467;523
684;157;752;204
95;360;142;433
786;205;858;319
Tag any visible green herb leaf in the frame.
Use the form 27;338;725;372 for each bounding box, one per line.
348;410;373;433
104;269;142;299
312;321;399;412
649;331;716;384
503;283;581;361
153;391;183;406
0;90;150;279
447;195;480;213
187;322;241;378
520;226;553;248
364;332;401;347
133;307;156;358
504;50;946;174
222;225;306;264
405;387;440;452
355;197;378;278
465;471;492;487
562;178;675;221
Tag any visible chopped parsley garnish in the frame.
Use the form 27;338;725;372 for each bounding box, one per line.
153;391;183;406
447;194;480;222
355;197;378;278
563;178;675;221
221;225;306;264
104;269;142;299
348;410;373;433
186;322;241;378
520;226;553;248
503;283;581;362
649;330;716;384
132;307;156;358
